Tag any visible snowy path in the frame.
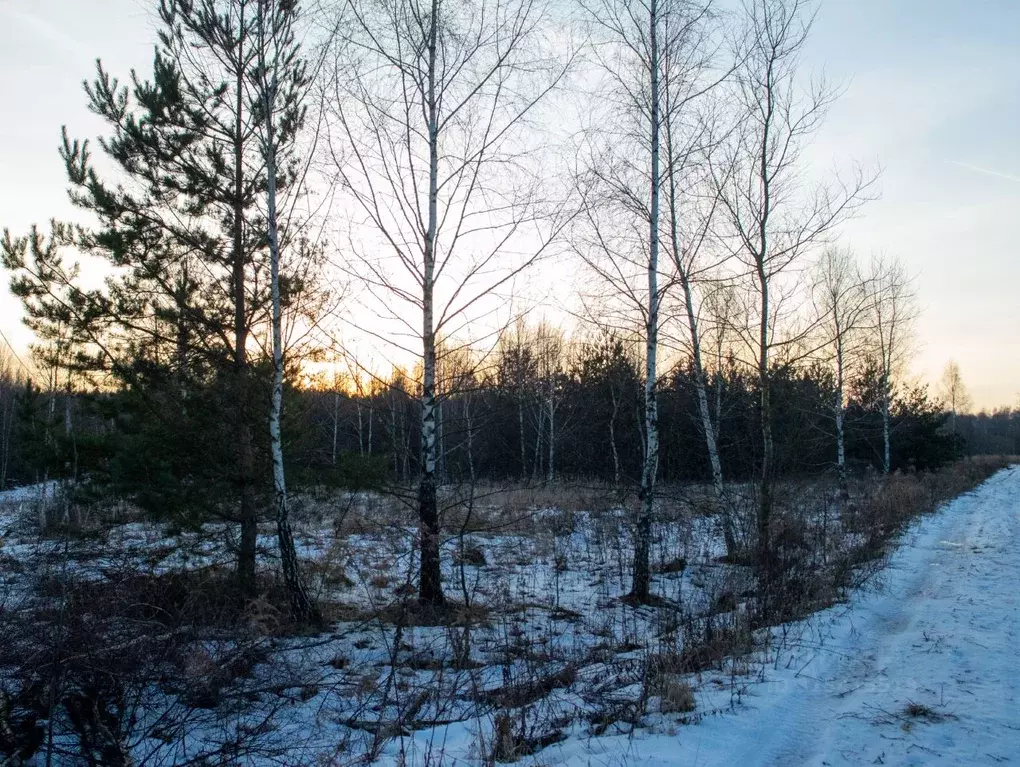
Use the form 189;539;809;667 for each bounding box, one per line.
535;466;1020;766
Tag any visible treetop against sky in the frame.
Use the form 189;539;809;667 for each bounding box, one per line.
0;0;1018;408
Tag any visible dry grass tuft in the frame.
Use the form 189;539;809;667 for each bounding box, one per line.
659;679;696;714
369;598;492;628
901;701;955;725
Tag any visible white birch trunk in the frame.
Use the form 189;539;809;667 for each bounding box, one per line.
835;387;846;479
694;361;731;548
631;0;660;603
261;39;318;622
417;0;444;605
688;302;731;552
659;23;730;550
714;355;723;440
671;223;731;552
437;397;445;484
757;265;773;564
547;393;555;483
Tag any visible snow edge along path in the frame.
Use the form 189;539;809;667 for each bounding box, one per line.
530;466;1020;767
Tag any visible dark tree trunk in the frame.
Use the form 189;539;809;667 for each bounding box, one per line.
232;16;257;596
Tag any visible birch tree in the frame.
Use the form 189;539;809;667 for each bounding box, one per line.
497;320;538;480
702;283;739;443
865;254;916;474
576;0;720;602
649;0;741;555
663;147;735;551
939;360;972;433
325;0;570;605
252;0;321;622
535;321;565;482
713;0;873;570
812;246;868;497
575;0;662;604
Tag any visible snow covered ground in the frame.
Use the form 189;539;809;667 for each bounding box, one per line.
1;467;1016;765
530;465;1020;766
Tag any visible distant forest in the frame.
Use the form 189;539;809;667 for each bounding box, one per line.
0;334;1002;495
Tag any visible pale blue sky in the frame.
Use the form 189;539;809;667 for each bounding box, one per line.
803;0;1020;408
1;0;1018;407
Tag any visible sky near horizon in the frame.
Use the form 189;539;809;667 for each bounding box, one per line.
0;0;1018;408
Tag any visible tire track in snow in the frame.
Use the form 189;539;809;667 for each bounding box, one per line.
764;466;1020;766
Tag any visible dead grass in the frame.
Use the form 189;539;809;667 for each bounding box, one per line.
46;566;311;636
868;701;958;733
489;711;567;763
679;625;756;674
748;457;1018;627
453;543;488;567
478;665;577;709
441;483;604;536
654;556;687;574
369;598;493;628
903;701;946;721
853;456;1016;544
658;679;696;714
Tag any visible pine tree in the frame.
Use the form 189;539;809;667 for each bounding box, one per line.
1;0;320;602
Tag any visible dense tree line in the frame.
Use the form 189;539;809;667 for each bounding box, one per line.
279;335;968;485
1;329;966;494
